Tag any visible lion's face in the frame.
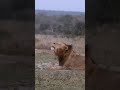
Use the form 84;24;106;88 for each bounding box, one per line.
51;42;72;57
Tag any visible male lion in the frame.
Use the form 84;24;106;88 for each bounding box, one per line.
48;42;85;70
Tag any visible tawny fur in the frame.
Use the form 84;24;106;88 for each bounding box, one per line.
48;42;85;70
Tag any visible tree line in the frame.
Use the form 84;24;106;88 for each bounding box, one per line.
35;13;85;36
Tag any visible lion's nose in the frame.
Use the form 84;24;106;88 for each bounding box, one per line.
51;43;55;46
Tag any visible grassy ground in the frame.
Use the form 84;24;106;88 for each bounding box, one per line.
35;34;85;90
35;70;85;90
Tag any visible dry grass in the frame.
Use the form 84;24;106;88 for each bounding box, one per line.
35;34;85;54
35;34;85;90
35;70;85;90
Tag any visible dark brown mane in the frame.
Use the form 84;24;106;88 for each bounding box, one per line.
58;48;72;66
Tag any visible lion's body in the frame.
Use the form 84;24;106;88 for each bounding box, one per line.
49;42;85;70
61;50;85;70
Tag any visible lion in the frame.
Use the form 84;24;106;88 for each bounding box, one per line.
48;42;85;70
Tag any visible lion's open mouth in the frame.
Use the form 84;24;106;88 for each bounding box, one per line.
51;47;55;50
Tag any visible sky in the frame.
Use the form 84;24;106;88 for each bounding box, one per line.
35;0;85;12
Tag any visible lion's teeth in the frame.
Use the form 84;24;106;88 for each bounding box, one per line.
51;47;54;50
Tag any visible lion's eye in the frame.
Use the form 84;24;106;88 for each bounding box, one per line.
53;43;55;44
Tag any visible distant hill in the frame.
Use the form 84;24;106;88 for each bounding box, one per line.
35;10;85;16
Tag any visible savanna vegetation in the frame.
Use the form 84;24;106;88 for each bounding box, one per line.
35;10;85;37
35;10;85;90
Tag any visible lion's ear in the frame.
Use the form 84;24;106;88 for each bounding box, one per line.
65;44;72;51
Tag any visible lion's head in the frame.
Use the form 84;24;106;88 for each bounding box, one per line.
49;42;85;70
51;42;72;57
